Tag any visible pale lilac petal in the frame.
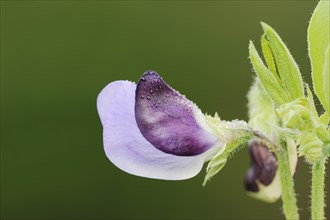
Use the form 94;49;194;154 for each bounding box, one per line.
97;81;128;126
98;80;221;180
135;71;217;156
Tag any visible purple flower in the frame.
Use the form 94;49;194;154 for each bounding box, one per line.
97;70;223;180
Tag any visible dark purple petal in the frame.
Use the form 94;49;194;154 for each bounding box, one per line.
244;140;278;192
135;70;217;156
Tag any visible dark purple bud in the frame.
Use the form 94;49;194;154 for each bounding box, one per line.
244;140;278;192
135;70;216;156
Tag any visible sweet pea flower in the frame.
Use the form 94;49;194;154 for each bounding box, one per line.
97;70;225;180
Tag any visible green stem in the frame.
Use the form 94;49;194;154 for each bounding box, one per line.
311;159;326;220
276;141;299;220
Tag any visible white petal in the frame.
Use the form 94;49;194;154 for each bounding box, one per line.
98;80;220;180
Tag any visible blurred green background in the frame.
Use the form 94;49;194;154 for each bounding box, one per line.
1;1;329;219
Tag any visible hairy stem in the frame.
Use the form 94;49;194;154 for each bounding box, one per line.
311;159;326;220
276;141;299;220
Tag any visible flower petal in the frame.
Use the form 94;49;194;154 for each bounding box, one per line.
98;80;220;180
135;70;217;156
97;81;127;126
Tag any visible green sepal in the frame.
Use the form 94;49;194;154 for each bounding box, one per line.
203;135;251;186
203;117;253;186
203;155;227;186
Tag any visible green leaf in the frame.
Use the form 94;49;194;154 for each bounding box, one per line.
249;41;289;105
322;46;329;113
308;0;330;113
261;22;304;100
261;34;280;83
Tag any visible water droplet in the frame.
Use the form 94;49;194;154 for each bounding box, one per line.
150;89;153;94
141;77;146;82
146;95;151;100
141;95;145;99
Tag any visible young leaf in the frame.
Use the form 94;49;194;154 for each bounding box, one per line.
249;41;289;105
261;22;304;100
261;34;280;83
308;0;330;113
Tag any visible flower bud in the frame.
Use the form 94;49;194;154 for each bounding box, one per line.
297;132;323;163
244;140;280;203
316;123;330;143
245;138;298;202
276;97;310;130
